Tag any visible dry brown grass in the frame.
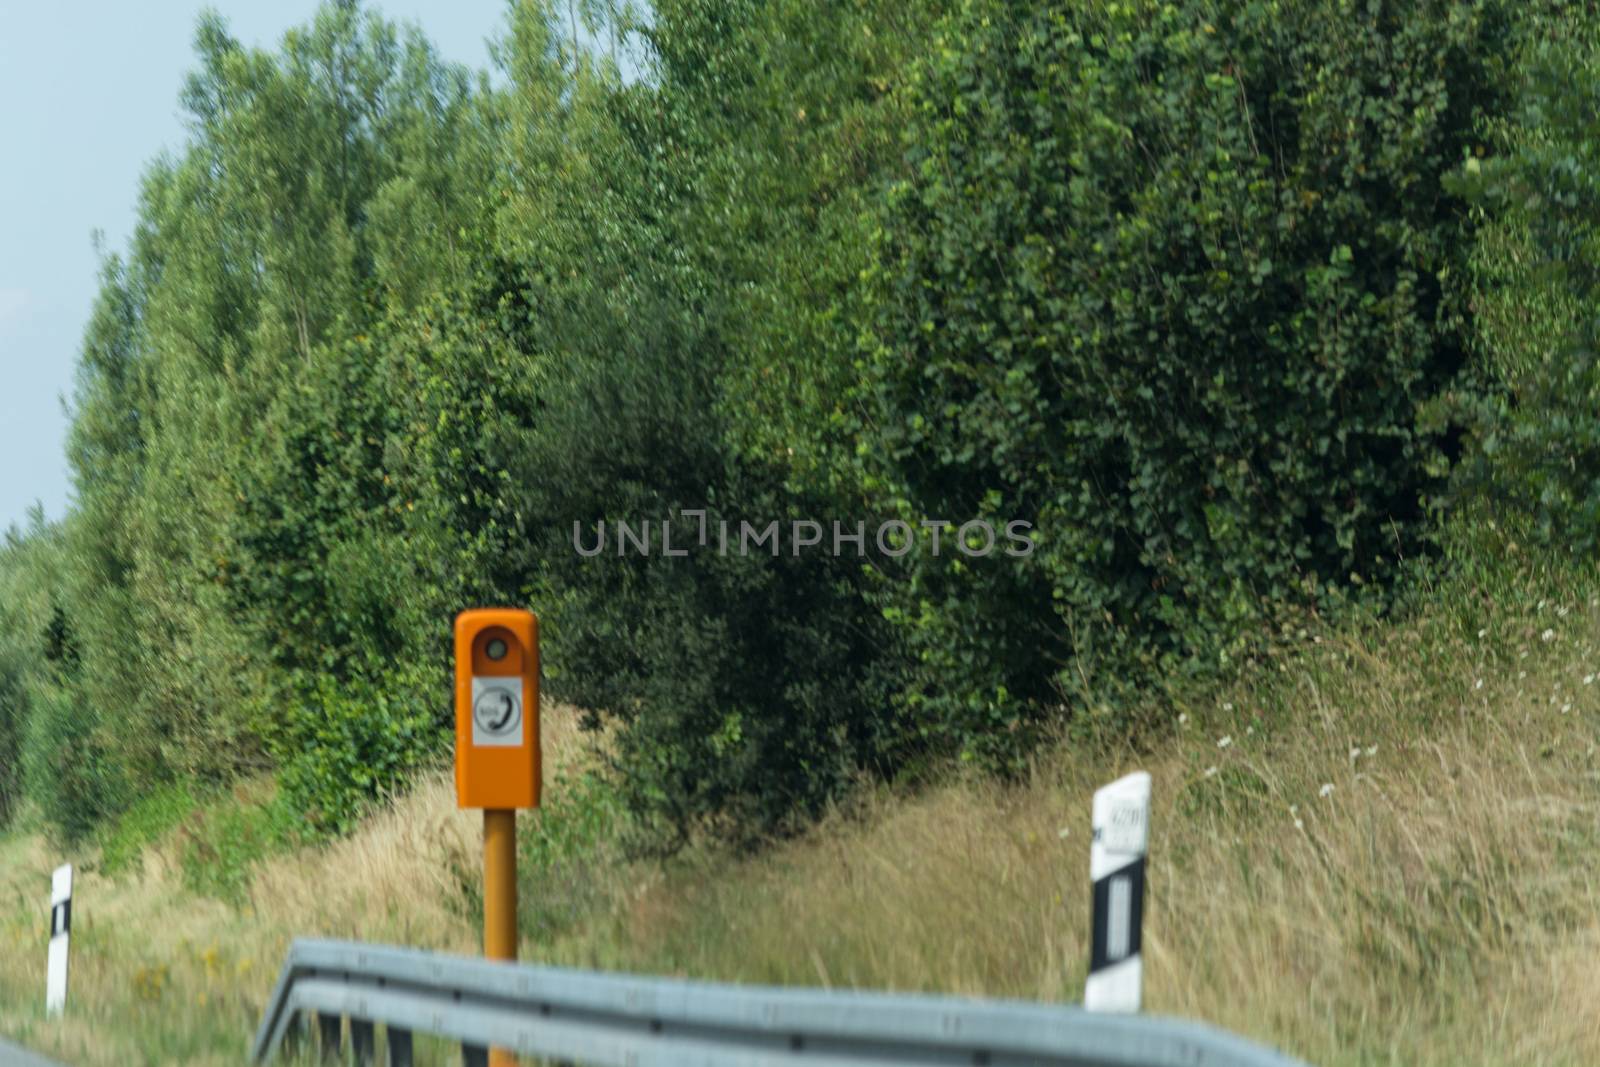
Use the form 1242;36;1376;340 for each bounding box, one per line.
0;702;600;1066
524;581;1600;1067
3;576;1600;1066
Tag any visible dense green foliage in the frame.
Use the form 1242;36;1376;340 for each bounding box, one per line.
0;0;1593;851
1451;9;1600;551
0;516;56;826
849;0;1510;765
487;0;925;845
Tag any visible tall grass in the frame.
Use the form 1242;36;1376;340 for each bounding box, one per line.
2;547;1598;1065
0;704;597;1065
534;545;1600;1066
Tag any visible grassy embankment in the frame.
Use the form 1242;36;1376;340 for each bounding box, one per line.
2;546;1599;1066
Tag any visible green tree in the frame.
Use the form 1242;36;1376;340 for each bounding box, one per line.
1451;10;1600;550
52;0;502;835
850;0;1512;766
0;509;66;825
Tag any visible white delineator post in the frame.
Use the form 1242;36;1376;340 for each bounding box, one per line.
1085;771;1151;1014
46;863;72;1018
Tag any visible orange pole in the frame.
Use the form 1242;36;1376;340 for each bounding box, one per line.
484;808;517;1067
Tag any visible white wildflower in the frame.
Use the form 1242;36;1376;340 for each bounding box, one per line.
1217;735;1233;749
1203;766;1218;779
1583;674;1594;686
1319;783;1335;798
1477;628;1489;639
1365;745;1378;757
1474;678;1484;690
1542;628;1556;642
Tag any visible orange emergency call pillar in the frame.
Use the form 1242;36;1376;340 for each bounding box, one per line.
455;608;540;1067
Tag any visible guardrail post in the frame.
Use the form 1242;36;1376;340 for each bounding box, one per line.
462;1043;488;1067
385;1026;413;1067
317;1013;342;1061
351;1018;375;1065
281;1011;304;1058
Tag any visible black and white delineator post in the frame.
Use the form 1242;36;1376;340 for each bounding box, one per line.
46;863;72;1017
1085;771;1150;1014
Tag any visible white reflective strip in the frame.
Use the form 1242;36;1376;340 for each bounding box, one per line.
1106;875;1131;962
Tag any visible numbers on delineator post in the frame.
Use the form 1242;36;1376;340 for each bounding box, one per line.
46;863;72;1018
1085;771;1150;1014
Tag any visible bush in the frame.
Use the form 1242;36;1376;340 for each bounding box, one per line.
485;9;909;846
230;292;531;840
100;783;197;877
268;665;442;836
852;0;1512;766
22;680;130;844
517;766;627;939
177;786;299;904
501;293;896;848
0;647;27;826
1450;11;1600;551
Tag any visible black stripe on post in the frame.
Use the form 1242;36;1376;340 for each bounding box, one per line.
50;900;70;938
1088;856;1145;973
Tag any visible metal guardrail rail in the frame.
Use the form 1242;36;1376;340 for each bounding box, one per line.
0;1036;65;1067
252;939;1312;1067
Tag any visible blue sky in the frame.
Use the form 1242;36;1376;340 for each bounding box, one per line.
0;0;509;533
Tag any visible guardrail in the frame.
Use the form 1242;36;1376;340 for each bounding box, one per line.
0;1035;66;1067
252;939;1311;1067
